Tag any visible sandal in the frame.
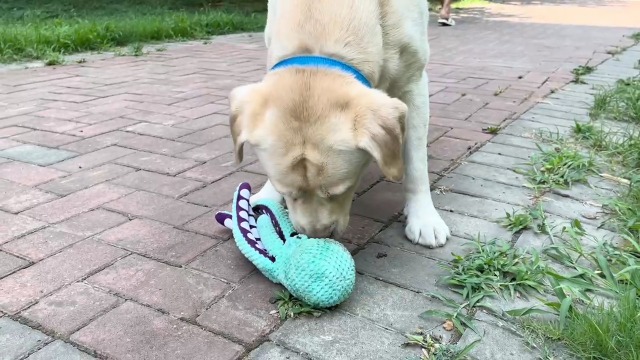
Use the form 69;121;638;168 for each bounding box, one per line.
438;17;456;26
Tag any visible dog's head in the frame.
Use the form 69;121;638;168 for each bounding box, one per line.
229;69;406;237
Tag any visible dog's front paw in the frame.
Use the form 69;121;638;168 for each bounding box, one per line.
250;181;283;205
404;196;450;248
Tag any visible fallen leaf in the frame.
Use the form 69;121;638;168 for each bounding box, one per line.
443;320;454;331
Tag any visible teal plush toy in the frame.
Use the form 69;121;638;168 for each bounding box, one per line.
215;182;356;308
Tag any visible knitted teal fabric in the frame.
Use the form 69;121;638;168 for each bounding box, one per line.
215;182;356;308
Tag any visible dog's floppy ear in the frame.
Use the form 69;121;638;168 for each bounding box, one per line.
228;83;267;163
354;91;407;182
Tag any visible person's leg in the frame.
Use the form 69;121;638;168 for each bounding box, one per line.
438;0;455;26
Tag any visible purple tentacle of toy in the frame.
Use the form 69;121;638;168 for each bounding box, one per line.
214;182;277;263
253;204;289;243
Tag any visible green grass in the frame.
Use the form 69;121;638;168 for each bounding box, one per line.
429;0;491;12
0;0;266;63
590;78;640;123
519;221;640;360
505;72;640;360
451;0;491;9
533;290;640;360
576;78;640;239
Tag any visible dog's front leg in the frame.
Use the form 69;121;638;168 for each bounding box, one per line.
402;73;450;248
250;179;284;205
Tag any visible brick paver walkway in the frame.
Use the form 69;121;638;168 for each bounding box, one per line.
1;1;639;359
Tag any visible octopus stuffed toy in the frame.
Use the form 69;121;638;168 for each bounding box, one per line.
215;182;356;308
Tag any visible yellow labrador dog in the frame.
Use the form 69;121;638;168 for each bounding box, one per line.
228;0;450;247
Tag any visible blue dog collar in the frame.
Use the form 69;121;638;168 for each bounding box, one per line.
270;55;372;88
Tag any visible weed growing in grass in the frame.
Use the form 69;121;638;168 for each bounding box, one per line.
526;144;595;190
571;65;595;84
272;290;327;320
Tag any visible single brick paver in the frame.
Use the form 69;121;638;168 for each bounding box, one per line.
38;163;135;196
49;146;134;173
114;151;199;175
0;1;638;358
98;219;217;265
270;311;419;360
104;191;209;225
13;130;81;147
26;340;96;360
0;212;46;245
71;301;244;360
188;240;256;283
54;209;128;237
0;240;126;313
21;283;121;337
2;227;86;261
0;179;58;213
196;273;281;346
88;254;229;319
22;183;132;223
0;144;76;166
0;251;29;278
111;170;203;198
0;161;66;186
0;317;50;360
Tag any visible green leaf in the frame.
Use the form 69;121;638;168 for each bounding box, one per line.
547;275;567;301
558;296;573;330
419;309;453;321
278;306;287;320
451;317;465;334
595;250;618;292
454;339;481;360
506;306;554;317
